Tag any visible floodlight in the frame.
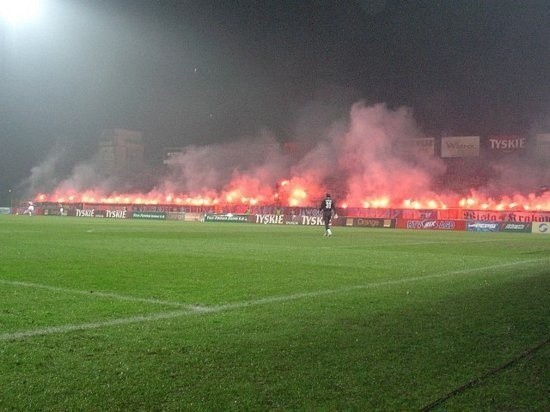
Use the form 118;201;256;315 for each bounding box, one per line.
0;0;43;25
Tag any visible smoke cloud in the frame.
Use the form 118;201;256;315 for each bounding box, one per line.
24;101;549;209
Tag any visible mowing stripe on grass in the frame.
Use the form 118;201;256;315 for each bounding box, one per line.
1;257;547;342
0;279;206;311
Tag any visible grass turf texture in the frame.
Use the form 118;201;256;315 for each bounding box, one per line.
0;216;548;411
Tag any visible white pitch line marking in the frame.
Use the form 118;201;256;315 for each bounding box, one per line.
215;257;550;310
0;309;214;341
0;279;206;311
335;237;527;249
1;257;547;342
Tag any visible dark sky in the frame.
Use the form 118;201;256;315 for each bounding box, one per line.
1;0;550;202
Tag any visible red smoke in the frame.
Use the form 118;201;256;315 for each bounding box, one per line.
34;102;550;211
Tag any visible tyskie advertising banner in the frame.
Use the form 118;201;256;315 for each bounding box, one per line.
487;135;526;154
72;209;128;219
254;214;342;226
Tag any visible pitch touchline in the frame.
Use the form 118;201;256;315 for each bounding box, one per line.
1;257;547;341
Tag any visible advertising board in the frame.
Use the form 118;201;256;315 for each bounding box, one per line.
466;221;500;232
346;218;396;228
499;222;531;233
204;214;250;223
532;222;549;234
487;135;526;153
397;219;466;231
254;214;341;226
393;137;435;157
535;133;550;157
441;136;480;157
131;212;167;220
72;209;128;219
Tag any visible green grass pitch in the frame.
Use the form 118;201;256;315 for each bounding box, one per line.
1;215;548;410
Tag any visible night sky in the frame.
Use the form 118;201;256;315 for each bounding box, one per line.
1;0;549;204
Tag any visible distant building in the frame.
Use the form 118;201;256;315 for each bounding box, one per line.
98;129;144;175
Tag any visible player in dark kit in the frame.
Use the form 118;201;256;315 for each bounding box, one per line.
319;193;335;236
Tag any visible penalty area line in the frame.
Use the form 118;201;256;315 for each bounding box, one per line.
1;257;547;342
215;257;549;310
0;279;206;311
0;308;214;342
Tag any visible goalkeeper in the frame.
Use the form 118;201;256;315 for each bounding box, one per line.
319;193;336;236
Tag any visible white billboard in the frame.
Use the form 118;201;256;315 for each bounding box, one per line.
441;136;480;158
535;133;550;157
394;137;435;157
